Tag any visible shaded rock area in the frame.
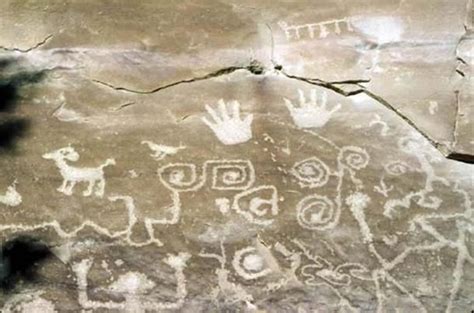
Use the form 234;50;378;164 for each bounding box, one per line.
0;1;473;312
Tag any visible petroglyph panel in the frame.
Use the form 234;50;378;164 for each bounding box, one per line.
1;0;473;312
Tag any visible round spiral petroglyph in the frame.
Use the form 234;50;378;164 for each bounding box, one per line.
296;195;338;231
338;146;369;170
385;161;410;176
291;157;330;188
158;163;202;192
210;160;255;190
232;246;272;280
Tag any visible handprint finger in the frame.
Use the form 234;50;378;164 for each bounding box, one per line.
298;89;306;108
310;89;317;107
284;98;295;111
320;91;328;109
205;105;221;123
231;100;240;119
329;103;342;115
218;99;230;120
244;114;254;127
201;117;218;132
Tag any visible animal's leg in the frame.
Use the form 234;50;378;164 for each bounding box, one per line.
153;152;165;160
83;180;94;197
57;179;68;192
95;179;105;197
65;181;76;195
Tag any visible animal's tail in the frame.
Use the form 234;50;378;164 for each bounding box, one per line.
100;158;116;169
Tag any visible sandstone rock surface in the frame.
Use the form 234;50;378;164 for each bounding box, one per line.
0;1;473;312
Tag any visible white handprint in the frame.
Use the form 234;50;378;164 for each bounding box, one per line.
202;99;253;145
284;89;341;128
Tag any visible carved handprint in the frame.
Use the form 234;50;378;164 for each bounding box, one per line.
202;99;253;145
284;89;341;128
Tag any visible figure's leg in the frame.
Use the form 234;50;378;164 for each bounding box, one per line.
83;180;94;197
153;152;165;160
65;181;76;195
57;179;68;192
95;179;105;197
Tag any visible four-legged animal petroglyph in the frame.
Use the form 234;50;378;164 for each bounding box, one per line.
43;146;115;197
202;99;253;145
278;17;353;40
284;89;341;129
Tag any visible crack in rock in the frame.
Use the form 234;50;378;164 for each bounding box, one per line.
447;8;474;164
446;90;474;164
91;60;470;163
113;102;136;112
92;61;264;95
279;70;457;159
0;35;53;53
279;71;367;97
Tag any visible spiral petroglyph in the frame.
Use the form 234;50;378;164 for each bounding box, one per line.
209;160;255;190
385;161;411;176
158;163;203;192
296;195;338;231
337;146;370;170
0;2;472;311
291;157;330;188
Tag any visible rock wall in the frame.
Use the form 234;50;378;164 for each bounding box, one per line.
0;1;473;312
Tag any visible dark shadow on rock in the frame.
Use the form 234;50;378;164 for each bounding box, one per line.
0;57;46;152
0;70;45;114
0;57;16;72
0;235;53;292
0;119;31;150
447;152;474;164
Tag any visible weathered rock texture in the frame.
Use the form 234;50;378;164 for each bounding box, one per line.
0;1;473;312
